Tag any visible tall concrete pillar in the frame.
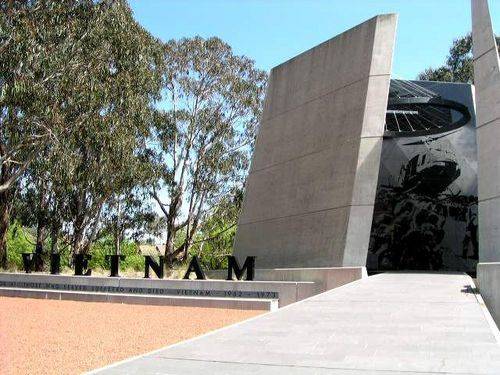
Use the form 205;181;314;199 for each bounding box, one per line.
472;0;500;262
233;15;398;268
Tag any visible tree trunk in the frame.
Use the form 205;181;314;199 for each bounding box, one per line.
182;217;191;262
181;192;205;262
36;224;46;253
35;181;49;254
0;164;14;268
72;224;85;255
164;231;175;268
49;201;61;254
114;198;121;256
0;191;10;269
50;224;59;254
33;223;46;272
0;161;13;269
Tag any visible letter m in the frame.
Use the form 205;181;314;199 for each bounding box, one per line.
226;256;255;281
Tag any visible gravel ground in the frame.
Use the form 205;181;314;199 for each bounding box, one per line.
0;296;264;375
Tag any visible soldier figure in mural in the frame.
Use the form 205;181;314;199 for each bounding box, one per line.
368;80;478;273
462;212;478;260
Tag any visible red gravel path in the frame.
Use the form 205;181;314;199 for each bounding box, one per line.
0;297;264;374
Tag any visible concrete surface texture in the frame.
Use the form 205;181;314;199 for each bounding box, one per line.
472;0;500;262
233;14;397;268
478;262;500;326
0;273;317;307
207;266;367;292
91;272;500;374
251;266;367;291
0;287;278;311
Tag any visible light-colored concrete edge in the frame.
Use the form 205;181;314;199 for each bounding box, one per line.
205;266;366;283
0;287;277;311
468;276;500;343
85;273;368;374
269;13;395;72
259;266;365;271
0;272;316;286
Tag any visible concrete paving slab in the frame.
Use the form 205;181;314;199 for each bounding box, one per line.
91;272;500;374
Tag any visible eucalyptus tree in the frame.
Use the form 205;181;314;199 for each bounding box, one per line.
0;0;95;267
99;189;164;256
0;0;163;267
50;1;163;256
16;139;77;256
418;33;500;83
1;1;64;194
148;37;267;266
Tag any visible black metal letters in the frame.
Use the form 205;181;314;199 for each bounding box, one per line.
106;255;125;277
144;256;164;279
50;253;61;275
21;253;35;273
183;256;206;280
226;256;255;281
74;254;92;276
16;251;257;282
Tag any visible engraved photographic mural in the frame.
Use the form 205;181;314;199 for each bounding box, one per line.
368;80;478;273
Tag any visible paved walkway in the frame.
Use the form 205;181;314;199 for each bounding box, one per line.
92;273;500;374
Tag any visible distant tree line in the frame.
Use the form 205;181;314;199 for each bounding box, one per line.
0;0;267;270
418;33;500;83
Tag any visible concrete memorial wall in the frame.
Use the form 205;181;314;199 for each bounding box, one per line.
0;272;319;308
234;14;398;268
472;0;500;263
473;0;500;327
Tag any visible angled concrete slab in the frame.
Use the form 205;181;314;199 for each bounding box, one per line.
472;0;500;333
472;0;500;262
233;14;398;268
91;273;500;374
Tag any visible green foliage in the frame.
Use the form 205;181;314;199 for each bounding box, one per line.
0;0;165;267
89;237;144;272
5;222;144;272
6;221;33;269
189;189;243;270
189;225;234;270
5;222;75;272
0;3;266;272
418;33;500;83
49;0;164;255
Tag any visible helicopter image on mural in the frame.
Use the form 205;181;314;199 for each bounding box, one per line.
397;131;461;196
367;80;478;273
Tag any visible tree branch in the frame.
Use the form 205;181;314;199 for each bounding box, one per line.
0;158;32;193
151;189;170;219
190;222;237;245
